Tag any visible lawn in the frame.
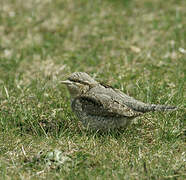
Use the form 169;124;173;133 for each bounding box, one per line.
0;0;185;179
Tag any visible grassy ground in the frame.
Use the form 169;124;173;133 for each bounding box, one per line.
0;0;185;179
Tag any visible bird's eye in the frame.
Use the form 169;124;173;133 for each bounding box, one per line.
68;78;89;85
68;78;82;83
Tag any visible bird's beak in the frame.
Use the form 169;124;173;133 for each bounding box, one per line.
61;80;72;85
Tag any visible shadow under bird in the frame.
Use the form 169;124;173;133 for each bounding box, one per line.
61;72;177;131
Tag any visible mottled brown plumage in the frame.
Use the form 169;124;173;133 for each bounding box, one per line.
61;72;177;131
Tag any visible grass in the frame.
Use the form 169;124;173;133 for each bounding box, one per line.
0;0;185;179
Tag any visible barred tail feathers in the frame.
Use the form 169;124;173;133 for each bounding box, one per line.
151;104;177;112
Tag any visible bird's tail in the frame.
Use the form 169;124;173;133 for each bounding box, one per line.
148;104;177;112
129;101;178;113
121;94;177;113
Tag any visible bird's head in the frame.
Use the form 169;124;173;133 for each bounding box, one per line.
61;72;98;98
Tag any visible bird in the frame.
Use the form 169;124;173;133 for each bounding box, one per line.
61;72;177;131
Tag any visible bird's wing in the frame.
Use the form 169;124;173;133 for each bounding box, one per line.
72;93;142;117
